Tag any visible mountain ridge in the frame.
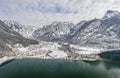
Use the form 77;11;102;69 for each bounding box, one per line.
3;10;120;49
0;20;39;58
33;10;120;49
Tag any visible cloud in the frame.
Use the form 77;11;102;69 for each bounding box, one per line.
0;0;120;27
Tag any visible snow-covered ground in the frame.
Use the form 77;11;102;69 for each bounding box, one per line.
49;50;67;58
11;42;102;59
12;42;67;58
0;42;102;65
76;47;102;55
71;44;102;54
0;56;15;65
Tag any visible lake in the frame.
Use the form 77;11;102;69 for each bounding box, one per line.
0;58;120;78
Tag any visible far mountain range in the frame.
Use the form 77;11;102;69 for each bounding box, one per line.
2;10;120;50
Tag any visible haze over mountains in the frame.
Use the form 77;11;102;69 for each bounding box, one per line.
1;0;120;64
0;10;120;62
33;10;120;49
3;10;120;50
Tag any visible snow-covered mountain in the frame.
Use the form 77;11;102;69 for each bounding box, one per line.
0;20;38;57
33;22;75;41
103;10;120;19
70;10;120;49
4;20;38;39
1;9;120;61
33;10;120;49
3;10;120;49
4;20;23;32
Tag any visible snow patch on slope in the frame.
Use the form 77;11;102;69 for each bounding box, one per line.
49;51;67;58
4;20;39;39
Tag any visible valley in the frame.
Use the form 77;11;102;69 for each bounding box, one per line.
1;10;120;64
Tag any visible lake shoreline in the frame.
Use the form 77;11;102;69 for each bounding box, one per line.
0;55;102;66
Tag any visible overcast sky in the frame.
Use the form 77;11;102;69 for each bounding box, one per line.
0;0;120;27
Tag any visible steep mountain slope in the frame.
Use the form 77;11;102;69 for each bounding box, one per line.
70;10;120;49
33;22;75;42
33;10;120;49
4;20;38;38
0;20;38;57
